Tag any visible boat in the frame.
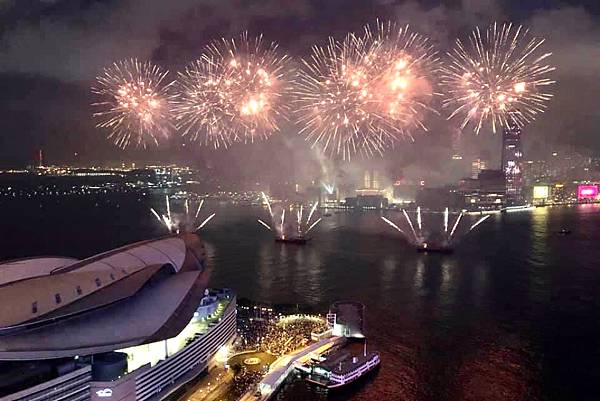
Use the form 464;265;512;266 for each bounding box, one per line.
557;228;572;235
416;242;453;254
303;348;380;389
274;236;308;245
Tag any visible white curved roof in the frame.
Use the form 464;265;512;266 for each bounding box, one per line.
0;236;189;329
0;257;78;286
0;270;203;359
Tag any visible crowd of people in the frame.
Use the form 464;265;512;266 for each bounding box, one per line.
237;309;329;356
231;307;329;399
235;305;278;352
260;315;328;356
230;370;263;398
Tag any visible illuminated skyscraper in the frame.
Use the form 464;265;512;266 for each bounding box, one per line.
501;124;524;204
471;158;487;179
362;169;380;190
363;170;370;189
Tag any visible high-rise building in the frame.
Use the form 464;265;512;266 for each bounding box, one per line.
362;169;380;190
502;124;524;204
363;170;370;189
471;158;487;179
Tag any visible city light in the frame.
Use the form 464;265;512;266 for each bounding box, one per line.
577;185;598;200
533;185;549;199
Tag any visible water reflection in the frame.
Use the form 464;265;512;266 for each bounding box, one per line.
2;199;600;401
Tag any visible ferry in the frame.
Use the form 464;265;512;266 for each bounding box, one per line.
302;348;380;389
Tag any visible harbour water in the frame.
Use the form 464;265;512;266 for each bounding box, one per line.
1;196;599;401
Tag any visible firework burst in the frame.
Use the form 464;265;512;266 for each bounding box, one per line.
151;196;215;234
441;22;555;134
364;21;441;132
173;33;292;147
294;21;440;160
382;207;490;249
258;193;321;240
92;59;176;148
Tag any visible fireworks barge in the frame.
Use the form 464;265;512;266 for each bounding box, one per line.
300;347;380;389
275;235;309;245
416;241;454;254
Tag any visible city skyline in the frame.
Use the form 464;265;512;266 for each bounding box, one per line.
1;2;600;401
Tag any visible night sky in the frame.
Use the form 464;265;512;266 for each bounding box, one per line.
0;0;598;185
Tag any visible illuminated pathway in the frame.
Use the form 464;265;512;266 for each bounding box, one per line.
179;367;233;401
241;336;345;400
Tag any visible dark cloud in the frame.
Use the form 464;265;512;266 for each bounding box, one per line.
0;0;316;81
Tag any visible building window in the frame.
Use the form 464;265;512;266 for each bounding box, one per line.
95;278;101;287
76;286;82;295
32;302;38;314
110;273;115;281
55;293;61;304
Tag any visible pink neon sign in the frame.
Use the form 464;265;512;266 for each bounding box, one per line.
578;185;598;200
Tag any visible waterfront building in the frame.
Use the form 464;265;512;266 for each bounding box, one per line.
457;169;506;210
471;158;487;179
0;235;236;401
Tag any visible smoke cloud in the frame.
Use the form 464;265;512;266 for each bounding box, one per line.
0;0;597;185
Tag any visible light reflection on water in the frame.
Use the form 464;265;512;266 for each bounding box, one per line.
2;198;600;400
201;205;600;401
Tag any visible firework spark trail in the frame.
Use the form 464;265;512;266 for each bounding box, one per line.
150;208;162;223
92;59;176;148
196;213;216;230
442;22;555;133
294;21;440;159
161;215;173;232
297;205;304;225
469;215;491;232
195;199;204;219
166;195;172;222
173;33;292;147
258;219;272;231
322;183;335;195
259;200;320;239
307;202;319;225
449;212;463;239
306;217;322;233
381;216;404;233
384;208;487;246
444;207;449;233
261;192;274;217
403;209;418;241
152;197;214;233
